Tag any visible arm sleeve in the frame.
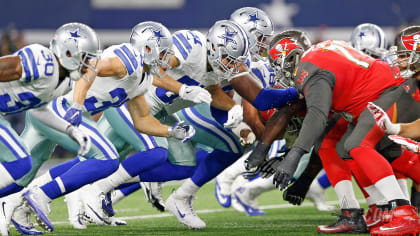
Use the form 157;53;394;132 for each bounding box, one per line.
28;106;71;133
292;78;333;152
252;87;299;111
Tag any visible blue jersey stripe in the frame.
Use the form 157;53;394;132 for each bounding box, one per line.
120;45;138;70
24;48;39;80
114;49;134;75
251;68;266;88
176;33;192;52
18;51;31;82
173;37;188;59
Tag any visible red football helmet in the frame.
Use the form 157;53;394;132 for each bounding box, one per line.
388;25;420;78
268;30;311;85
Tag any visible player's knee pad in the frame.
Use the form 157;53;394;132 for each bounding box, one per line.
2;157;32;180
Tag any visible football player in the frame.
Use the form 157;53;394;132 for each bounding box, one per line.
247;27;420;235
0;22;98;236
3;21;198;234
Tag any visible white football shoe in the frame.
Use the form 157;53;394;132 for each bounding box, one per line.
11;204;42;235
81;186;110;225
64;190;86;229
306;180;336;211
165;191;205;229
140;182;165;212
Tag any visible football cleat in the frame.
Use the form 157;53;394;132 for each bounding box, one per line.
0;192;26;236
81;187;109;225
108;217;127;226
366;205;383;230
370;205;420;236
214;179;231;208
140;182;165;212
64;191;86;229
11;203;42;235
233;187;265;216
101;192;115;217
165;192;206;229
306;180;336;211
317;208;368;234
22;189;53;232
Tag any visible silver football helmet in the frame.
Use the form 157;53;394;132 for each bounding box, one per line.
207;20;250;79
130;21;173;78
388;25;420;78
350;23;387;59
50;22;100;81
230;7;274;61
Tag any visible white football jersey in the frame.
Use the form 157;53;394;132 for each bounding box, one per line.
146;30;217;115
0;44;72;116
249;60;276;89
64;43;152;115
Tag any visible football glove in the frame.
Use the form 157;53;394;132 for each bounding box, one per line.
168;121;195;143
367;102;400;135
66;125;91;156
179;84;212;105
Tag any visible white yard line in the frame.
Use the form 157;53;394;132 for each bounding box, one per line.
49;200;345;225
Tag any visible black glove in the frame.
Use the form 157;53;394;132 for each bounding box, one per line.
273;147;305;190
259;158;282;178
283;174;314;205
244;142;270;171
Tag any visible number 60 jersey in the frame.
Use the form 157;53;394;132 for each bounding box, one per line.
0;44;72;116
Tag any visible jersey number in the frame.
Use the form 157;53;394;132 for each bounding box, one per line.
84;88;129;115
0;92;46;115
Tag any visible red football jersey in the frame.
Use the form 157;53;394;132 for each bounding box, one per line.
300;40;405;118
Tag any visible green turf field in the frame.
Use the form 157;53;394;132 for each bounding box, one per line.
9;181;371;236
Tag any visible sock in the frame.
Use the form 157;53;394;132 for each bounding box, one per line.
244;176;275;199
219;153;248;184
397;178;409;200
317;172;331;189
48;157;80;179
41;158;118;199
28;171;53;188
191;150;242;187
94;164;133;194
176;178;199;198
364;185;388;206
115;182;141;196
111;189;125;205
374;175;408;202
334;180;360;209
0;183;23;198
121;148;167;177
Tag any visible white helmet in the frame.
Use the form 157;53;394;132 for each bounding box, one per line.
130;21;173;77
350;23;387;59
50;22;100;81
207;20;250;79
230;7;274;61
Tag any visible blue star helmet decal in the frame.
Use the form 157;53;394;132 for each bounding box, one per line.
69;29;81;38
218;26;238;50
149;27;166;46
358;32;366;38
248;12;260;24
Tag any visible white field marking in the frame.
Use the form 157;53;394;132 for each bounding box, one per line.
47;200;347;225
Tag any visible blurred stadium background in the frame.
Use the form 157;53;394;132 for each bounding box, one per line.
0;0;419;153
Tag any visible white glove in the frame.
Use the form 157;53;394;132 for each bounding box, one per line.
389;135;420;154
168;121;196;143
179;84;212;104
224;104;243;128
367;102;401;135
232;122;256;147
66;126;91;156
